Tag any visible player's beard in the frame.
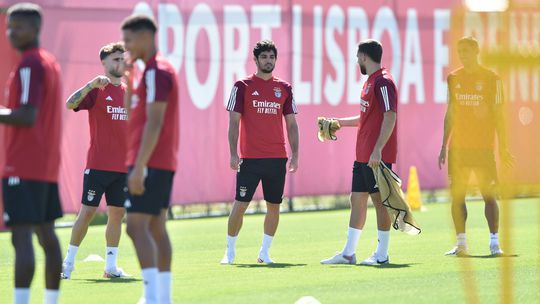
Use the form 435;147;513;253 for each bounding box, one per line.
109;70;124;78
258;61;275;74
360;63;367;75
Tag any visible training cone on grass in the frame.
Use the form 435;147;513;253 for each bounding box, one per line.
406;166;423;211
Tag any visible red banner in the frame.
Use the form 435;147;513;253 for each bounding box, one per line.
0;0;537;213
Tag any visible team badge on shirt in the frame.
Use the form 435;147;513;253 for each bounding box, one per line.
273;87;282;98
87;189;96;202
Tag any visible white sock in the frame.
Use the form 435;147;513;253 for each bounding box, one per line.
105;247;118;271
457;233;467;246
375;230;390;258
141;268;158;304
14;288;30;304
44;289;59;304
342;227;362;256
64;244;79;265
226;235;237;253
490;233;499;247
260;234;273;255
158;271;172;304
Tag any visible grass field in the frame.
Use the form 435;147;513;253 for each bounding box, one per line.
0;198;539;303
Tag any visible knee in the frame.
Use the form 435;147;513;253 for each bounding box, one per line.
107;209;126;224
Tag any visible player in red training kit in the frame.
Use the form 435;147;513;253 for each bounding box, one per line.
1;3;63;304
321;39;398;266
221;40;299;265
62;42;131;279
122;15;179;304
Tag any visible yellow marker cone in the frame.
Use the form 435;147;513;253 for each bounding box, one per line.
406;166;422;211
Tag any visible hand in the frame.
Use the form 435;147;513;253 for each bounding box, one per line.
368;149;382;169
89;76;110;90
230;154;241;171
499;148;515;169
438;146;447;170
288;155;298;173
128;166;146;195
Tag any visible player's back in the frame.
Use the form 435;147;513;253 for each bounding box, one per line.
4;48;62;182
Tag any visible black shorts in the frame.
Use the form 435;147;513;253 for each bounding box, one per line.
82;169;127;207
125;167;175;215
2;177;63;226
351;161;393;194
448;149;498;190
235;158;287;204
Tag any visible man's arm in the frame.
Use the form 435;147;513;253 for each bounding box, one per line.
0;106;38;126
337;115;360;127
66;76;109;110
285;114;299;173
368;111;396;168
128;102;167;195
228;111;241;170
438;107;453;169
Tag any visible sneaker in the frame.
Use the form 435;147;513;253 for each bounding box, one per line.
490;245;504;256
257;252;274;264
445;245;468;257
320;252;356;265
220;251;235;265
360;252;389;265
103;267;132;278
61;262;74;279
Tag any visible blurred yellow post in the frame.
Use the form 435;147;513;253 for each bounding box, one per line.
406;166;422;211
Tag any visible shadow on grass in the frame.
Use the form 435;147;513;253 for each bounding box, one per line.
78;278;141;284
234;263;307;268
357;263;418;269
461;253;519;259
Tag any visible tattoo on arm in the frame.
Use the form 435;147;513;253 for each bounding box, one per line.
66;83;93;109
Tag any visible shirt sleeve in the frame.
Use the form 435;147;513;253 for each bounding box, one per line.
374;79;397;112
18;60;45;108
226;81;245;114
145;68;173;103
283;83;298;115
74;88;98;112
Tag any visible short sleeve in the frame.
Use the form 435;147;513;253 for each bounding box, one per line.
374;79;397;112
283;84;298;115
226;81;245;114
18;61;45;107
74;88;98;112
145;68;172;103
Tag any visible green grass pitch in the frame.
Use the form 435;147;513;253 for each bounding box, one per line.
0;198;539;303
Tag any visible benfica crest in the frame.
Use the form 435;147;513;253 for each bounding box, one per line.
87;190;96;202
239;186;248;198
273;87;282;98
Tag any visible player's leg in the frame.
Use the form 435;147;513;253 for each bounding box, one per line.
222;159;259;264
446;155;470;256
321;162;369;264
11;225;35;303
62;170;104;278
360;163;391;265
150;209;172;304
35;222;62;304
126;212;158;303
477;160;502;255
103;173;128;277
258;158;287;263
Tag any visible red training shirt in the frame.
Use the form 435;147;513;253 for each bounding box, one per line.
226;74;298;158
3;48;62;182
75;83;128;173
127;54;179;171
356;68;398;163
447;66;503;150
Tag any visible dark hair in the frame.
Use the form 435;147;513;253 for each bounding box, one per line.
357;39;383;63
458;36;479;52
99;42;125;60
7;2;42;29
253;40;277;58
121;14;157;34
